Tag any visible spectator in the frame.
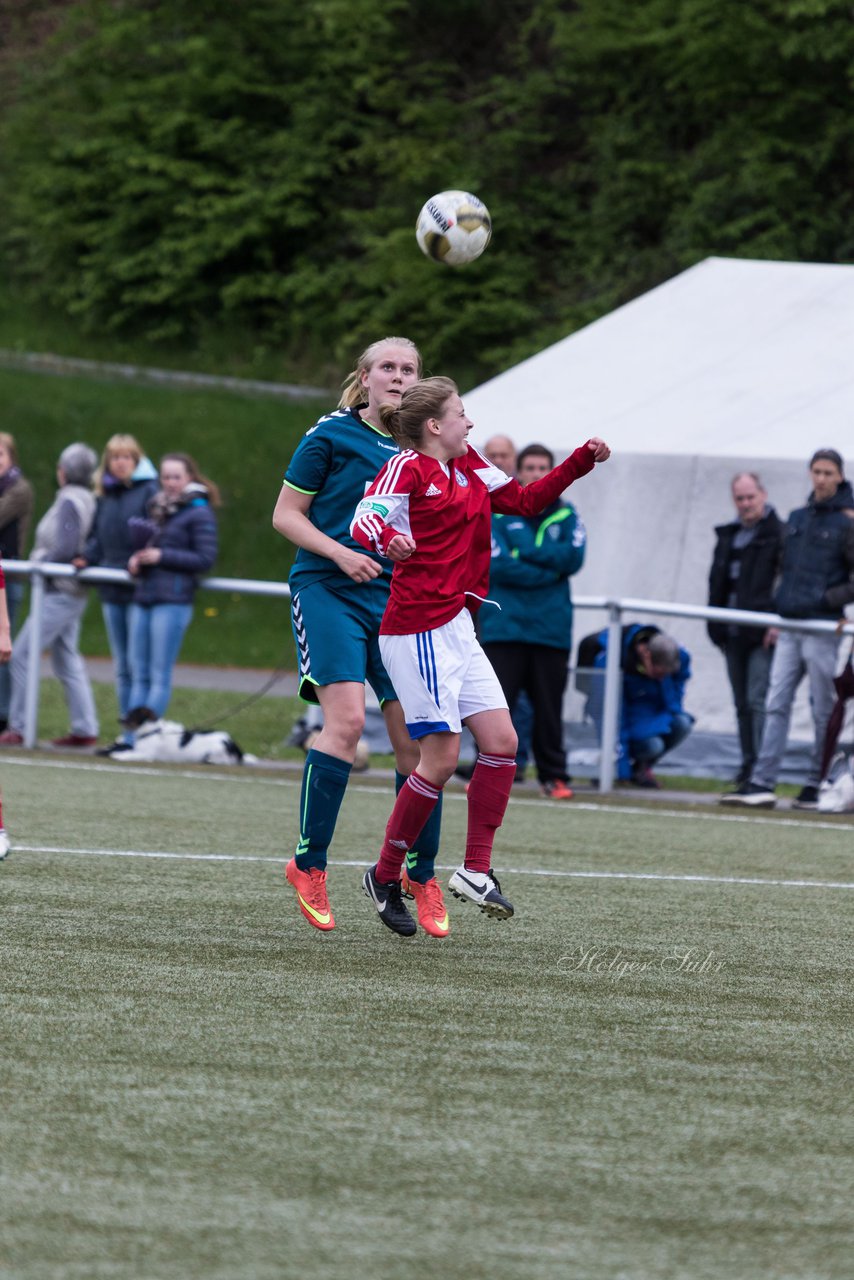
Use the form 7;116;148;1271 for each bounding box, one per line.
0;432;34;731
480;443;587;798
722;448;854;810
125;452;219;721
707;472;784;786
582;624;693;787
483;434;517;475
0;558;12;855
0;443;100;749
75;434;159;743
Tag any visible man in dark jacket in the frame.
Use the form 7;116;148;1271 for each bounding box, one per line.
723;449;854;810
707;472;784;786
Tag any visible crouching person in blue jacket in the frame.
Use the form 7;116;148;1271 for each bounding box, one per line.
582;623;693;788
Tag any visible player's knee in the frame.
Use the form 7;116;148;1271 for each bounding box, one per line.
394;740;420;775
489;727;518;758
325;709;365;752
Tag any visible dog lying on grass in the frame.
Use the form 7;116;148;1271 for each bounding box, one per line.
107;707;257;766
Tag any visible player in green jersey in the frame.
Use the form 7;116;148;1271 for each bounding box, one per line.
273;337;448;936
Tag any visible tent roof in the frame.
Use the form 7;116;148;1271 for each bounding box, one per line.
465;256;854;459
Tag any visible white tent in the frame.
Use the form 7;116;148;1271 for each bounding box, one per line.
465;257;854;743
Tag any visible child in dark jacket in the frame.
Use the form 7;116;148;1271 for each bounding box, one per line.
126;453;219;720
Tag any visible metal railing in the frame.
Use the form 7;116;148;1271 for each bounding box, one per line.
5;558;853;790
4;559;291;752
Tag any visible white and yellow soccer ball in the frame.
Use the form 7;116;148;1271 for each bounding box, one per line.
415;190;492;266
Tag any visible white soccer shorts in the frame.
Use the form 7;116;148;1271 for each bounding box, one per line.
379;610;508;739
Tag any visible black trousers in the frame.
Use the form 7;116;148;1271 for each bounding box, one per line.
482;641;570;784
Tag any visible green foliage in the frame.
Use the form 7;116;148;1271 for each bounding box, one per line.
2;0;854;384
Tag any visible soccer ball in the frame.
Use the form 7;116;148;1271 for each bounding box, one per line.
415;190;491;266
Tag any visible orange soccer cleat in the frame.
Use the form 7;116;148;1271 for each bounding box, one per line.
540;779;574;800
285;857;335;931
401;870;450;938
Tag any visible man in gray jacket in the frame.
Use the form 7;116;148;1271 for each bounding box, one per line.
0;443;100;748
722;449;854;809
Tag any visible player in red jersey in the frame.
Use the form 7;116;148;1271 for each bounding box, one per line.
0;560;12;857
351;377;609;935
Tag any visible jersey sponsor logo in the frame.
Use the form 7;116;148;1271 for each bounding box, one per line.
377;440;398;452
425;483;442;497
359;500;390;517
454;470;469;487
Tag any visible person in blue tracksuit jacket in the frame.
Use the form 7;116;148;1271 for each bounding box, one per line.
584;623;693;787
480;443;586;798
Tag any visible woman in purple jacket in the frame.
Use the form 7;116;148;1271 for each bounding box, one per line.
126;452;219;719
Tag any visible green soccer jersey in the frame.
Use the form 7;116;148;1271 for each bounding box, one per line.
284;406;400;591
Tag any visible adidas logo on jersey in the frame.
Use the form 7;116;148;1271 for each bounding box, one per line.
425;483;442;497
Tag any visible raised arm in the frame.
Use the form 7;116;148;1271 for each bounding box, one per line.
487;440;609;517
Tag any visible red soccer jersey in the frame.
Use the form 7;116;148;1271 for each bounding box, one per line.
351;442;595;634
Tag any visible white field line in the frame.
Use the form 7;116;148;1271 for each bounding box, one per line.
9;845;854;891
4;753;854;835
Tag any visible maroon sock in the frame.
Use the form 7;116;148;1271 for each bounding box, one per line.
376;772;442;884
465;754;516;873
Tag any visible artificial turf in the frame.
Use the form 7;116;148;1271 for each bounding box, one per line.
1;754;851;1279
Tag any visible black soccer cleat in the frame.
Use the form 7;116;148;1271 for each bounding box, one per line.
362;864;417;937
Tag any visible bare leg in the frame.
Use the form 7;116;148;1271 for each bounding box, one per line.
313;681;366;763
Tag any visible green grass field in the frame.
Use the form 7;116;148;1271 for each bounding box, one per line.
1;752;852;1280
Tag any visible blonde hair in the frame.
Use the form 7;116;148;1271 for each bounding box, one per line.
160;451;222;508
338;336;422;409
0;432;19;465
94;433;144;494
378;376;458;450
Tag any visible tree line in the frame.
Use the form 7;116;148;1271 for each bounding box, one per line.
2;0;852;386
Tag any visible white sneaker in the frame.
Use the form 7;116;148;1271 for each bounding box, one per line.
448;865;514;919
0;829;10;859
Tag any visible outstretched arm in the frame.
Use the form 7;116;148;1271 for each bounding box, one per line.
488;440;609;517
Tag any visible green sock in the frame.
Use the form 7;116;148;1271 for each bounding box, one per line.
295;749;352;871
